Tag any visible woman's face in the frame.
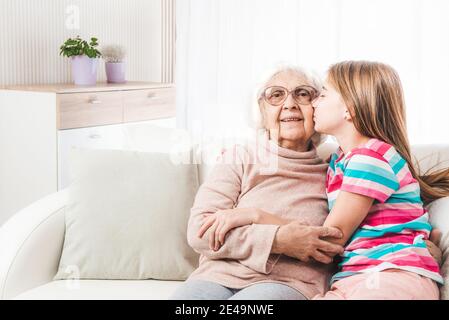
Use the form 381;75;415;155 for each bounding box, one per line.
312;79;348;135
260;70;317;150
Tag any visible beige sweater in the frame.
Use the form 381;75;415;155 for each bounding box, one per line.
187;138;333;299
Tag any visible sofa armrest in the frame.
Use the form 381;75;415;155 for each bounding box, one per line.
427;196;449;300
0;190;68;299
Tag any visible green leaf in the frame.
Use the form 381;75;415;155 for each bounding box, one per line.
60;36;101;58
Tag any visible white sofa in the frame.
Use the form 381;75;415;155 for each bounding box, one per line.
1;142;449;300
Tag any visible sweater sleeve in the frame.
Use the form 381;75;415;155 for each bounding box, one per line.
187;146;280;274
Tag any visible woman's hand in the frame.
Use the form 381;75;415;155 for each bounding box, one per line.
272;221;345;264
426;228;443;266
197;208;261;251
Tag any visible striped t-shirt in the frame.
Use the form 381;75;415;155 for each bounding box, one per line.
326;138;443;284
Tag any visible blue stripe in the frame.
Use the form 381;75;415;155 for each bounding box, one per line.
342;242;427;260
386;196;423;204
351;221;432;238
392;157;407;175
388;153;406;174
394;190;421;199
344;169;399;190
346;162;397;182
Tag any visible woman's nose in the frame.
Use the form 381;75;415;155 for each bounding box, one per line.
283;94;299;109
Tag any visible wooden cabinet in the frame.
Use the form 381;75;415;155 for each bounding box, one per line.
123;88;175;123
0;82;175;225
58;91;124;129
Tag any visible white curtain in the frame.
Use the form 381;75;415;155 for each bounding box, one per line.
176;0;449;145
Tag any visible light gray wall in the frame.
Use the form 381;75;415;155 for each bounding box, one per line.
0;0;175;86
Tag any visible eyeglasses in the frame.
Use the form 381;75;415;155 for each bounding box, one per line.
261;85;319;106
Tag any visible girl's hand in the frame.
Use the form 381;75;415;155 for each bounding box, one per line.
426;228;443;266
197;208;260;251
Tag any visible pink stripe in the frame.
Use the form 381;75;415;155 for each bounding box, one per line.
346;235;416;250
340;184;389;203
367;208;424;217
378;246;432;260
349;230;429;247
363;215;420;227
383;257;440;273
345;232;430;252
342;177;394;196
343;258;439;273
348;149;387;163
342;252;440;273
342;259;383;272
326;175;343;193
368;139;384;152
375;142;392;156
371;202;423;211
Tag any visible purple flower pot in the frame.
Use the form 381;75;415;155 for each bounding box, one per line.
105;62;126;83
71;56;99;85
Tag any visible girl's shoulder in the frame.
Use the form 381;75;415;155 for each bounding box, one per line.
344;139;408;179
348;138;402;163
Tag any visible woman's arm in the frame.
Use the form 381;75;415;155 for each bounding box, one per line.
187;146;281;274
197;208;293;251
254;210;294;225
198;208;344;264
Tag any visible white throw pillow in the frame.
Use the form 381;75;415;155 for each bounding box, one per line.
54;147;199;280
427;196;449;299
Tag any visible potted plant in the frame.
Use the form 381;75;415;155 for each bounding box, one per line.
101;44;127;83
60;36;102;85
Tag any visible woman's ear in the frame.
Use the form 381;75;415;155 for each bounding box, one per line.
258;101;267;128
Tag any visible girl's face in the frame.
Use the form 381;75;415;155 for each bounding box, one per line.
312;79;349;135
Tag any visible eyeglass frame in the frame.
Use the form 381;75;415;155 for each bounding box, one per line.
259;85;319;106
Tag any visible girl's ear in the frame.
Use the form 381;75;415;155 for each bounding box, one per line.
344;109;353;121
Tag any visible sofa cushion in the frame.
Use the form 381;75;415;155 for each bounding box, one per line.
54;147;199;281
15;280;183;300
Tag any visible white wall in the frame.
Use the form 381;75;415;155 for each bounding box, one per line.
176;0;449;145
0;0;175;85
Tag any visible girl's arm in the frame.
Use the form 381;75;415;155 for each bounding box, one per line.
322;191;374;245
229;192;373;247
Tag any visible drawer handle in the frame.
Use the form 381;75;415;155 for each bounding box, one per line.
147;93;157;99
89;99;102;104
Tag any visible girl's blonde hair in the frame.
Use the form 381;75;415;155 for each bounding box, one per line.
251;64;324;148
328;60;449;205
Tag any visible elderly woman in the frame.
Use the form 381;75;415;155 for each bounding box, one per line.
170;66;442;300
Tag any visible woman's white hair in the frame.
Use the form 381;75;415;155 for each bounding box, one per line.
249;63;325;148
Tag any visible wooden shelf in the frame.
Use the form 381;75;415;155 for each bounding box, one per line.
3;81;174;94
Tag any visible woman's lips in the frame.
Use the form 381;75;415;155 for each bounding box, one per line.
280;118;303;122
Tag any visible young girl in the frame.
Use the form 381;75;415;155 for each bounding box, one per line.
309;61;448;299
198;61;449;299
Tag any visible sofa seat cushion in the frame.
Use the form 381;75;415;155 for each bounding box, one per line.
14;280;183;300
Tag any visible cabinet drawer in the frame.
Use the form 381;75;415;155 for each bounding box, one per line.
123;88;175;123
57;123;126;189
58;91;123;129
